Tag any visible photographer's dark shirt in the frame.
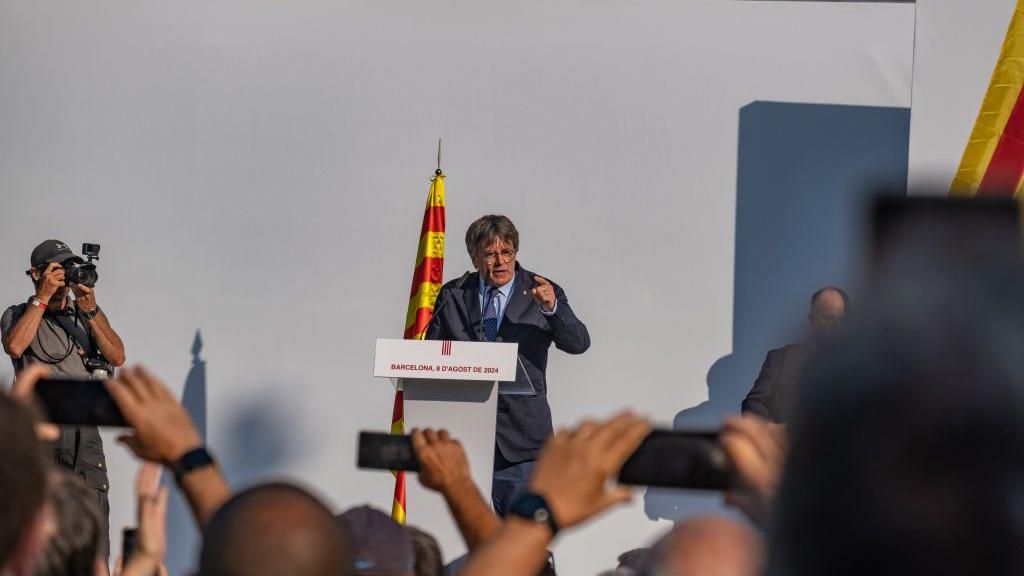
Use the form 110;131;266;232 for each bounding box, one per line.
0;299;110;553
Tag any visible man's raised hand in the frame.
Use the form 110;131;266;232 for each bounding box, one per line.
71;282;98;313
531;276;556;312
412;428;474;495
528;412;651;530
105;366;201;465
35;262;65;303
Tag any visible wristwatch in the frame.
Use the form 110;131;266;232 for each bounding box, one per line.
508;492;560;536
171;446;216;485
81;306;100;320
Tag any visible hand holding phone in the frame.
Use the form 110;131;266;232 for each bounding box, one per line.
617;430;734;490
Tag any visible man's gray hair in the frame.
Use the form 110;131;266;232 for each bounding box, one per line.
465;215;519;256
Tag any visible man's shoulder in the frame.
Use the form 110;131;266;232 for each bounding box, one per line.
440;272;478;291
0;302;27;329
767;343;802;359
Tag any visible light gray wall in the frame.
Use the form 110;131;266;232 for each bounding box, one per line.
908;0;1017;192
0;2;913;574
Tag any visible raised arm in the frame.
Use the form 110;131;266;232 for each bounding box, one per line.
73;283;126;367
532;276;590;354
106;366;231;528
2;263;63;358
458;413;650;576
412;428;501;551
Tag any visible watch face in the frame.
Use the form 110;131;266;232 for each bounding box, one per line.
511;493;557;534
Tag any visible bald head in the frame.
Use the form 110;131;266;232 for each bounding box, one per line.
649;517;763;576
809;286;848;339
198;483;351;576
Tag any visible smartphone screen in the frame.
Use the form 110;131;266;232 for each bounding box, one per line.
122;528;138;561
34;378;127;427
871;195;1020;267
617;430;733;490
357;432;419;472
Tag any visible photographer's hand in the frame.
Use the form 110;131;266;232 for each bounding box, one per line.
71;283;97;313
35;263;65;303
3;264;64;359
74;282;126;366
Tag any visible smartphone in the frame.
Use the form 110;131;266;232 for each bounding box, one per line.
617;430;733;490
357;432;419;472
871;195;1020;266
34;377;127;427
122;527;138;561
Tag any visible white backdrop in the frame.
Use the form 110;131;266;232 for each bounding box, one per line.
908;0;1019;191
0;2;914;574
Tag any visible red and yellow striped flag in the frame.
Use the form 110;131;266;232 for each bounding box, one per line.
391;169;446;524
952;0;1024;197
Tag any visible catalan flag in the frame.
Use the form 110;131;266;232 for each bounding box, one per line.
952;0;1024;197
391;168;446;524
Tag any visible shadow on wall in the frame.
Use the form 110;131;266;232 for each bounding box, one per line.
166;330;206;576
163;331;301;575
217;388;297;488
645;101;911;522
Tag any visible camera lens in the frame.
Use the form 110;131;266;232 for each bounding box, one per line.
64;262;98;287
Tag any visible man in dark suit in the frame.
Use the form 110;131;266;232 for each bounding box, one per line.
425;215;590;515
741;286;848;423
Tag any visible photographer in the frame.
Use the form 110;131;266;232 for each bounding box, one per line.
1;239;126;561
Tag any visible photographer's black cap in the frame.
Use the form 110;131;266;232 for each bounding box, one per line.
30;240;76;269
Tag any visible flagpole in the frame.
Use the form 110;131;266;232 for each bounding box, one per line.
436;138;443;176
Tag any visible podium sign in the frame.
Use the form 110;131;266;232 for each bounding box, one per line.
373;338;517;382
372;338;520;563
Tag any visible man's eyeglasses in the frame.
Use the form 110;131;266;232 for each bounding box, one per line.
480;249;516;264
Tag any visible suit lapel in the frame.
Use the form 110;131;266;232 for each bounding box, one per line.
461;272;485;341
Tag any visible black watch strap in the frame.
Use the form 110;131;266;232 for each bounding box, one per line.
508;492;559;536
82;305;100;320
171;446;215;484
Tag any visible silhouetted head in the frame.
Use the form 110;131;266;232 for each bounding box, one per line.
0;394;49;576
199;483;351;576
807;286;848;340
772;235;1024;576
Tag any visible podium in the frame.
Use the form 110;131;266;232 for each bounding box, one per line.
373;338;528;560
